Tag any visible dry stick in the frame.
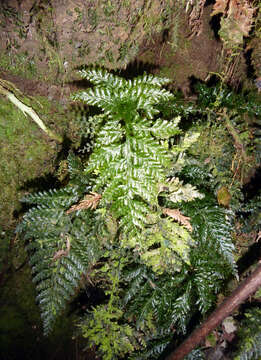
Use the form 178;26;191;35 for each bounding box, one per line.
0;83;62;143
165;262;261;360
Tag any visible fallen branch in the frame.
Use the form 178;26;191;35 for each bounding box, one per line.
165;261;261;360
0;79;62;143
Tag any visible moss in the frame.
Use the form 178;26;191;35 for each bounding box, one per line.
0;52;37;80
0;97;58;228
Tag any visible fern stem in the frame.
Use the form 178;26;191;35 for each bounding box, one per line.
165;262;261;360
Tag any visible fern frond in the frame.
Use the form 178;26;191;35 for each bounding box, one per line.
26;209;100;335
67;152;89;184
185;202;236;273
234;308;261;360
160;177;204;203
130;73;171;87
193;266;224;313
171;281;193;334
185;349;205;359
18;162;101;335
133;117;181;139
72;87;116;112
21;187;80;208
78;68;126;89
131;336;171;359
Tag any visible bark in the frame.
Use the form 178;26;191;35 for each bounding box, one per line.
165;262;261;360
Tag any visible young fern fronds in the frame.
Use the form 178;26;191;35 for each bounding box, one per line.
73;68;183;248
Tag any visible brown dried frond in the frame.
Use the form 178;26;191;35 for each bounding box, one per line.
211;0;229;16
53;236;71;261
162;208;193;232
66;192;101;214
212;0;256;36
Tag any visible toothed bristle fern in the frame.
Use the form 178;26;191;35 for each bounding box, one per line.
18;68;237;359
72;69;180;232
71;68;203;268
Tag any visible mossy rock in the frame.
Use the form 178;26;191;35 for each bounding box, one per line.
0;96;62;228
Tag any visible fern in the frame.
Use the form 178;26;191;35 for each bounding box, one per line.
234;308;261;360
18;69;238;360
17;153;101;334
182;197;237;273
120;191;236;357
185;349;205;359
21;208;101;334
72;68;198;268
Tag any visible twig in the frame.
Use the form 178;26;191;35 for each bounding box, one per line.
0;81;62;143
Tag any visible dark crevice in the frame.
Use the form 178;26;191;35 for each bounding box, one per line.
242;166;261;200
244;48;255;79
209;13;222;41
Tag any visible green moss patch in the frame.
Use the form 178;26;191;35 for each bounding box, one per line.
0;97;58;228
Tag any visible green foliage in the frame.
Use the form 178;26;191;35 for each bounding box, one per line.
239;191;261;232
18;153;102;334
234;308;261;360
187;82;261;212
81;252;140;360
72;68;197;267
18;69;238;359
82;304;137;360
195;82;261;118
185;349;205;360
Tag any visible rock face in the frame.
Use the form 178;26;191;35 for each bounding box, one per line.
0;0;169;82
1;0;258;89
0;0;227;86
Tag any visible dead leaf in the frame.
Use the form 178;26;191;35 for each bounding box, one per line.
211;0;229;16
162;208;193;232
66;192;101;214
